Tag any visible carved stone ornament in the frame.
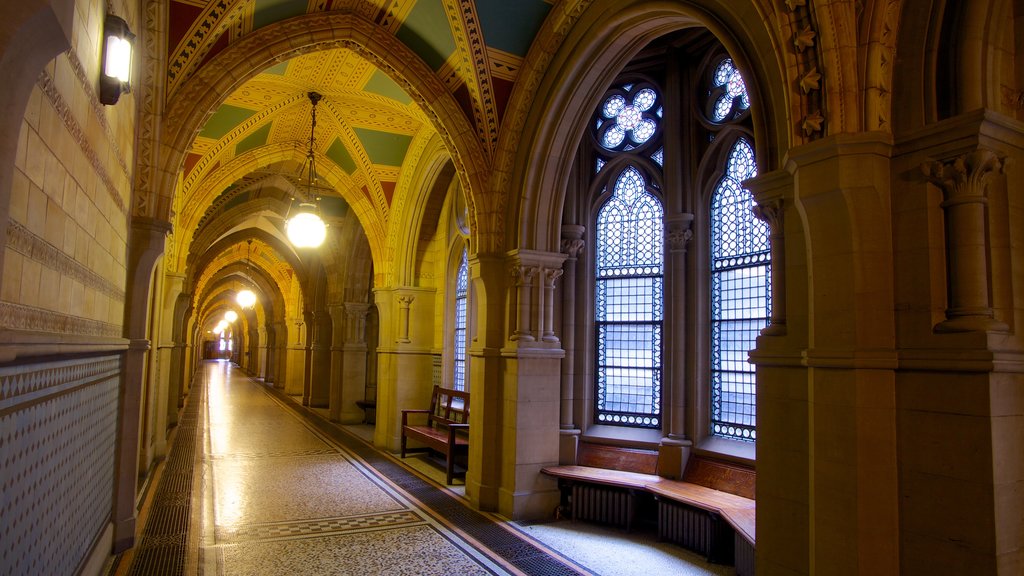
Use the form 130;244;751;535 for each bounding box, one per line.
667;228;694;251
560;238;585;258
921;150;1005;200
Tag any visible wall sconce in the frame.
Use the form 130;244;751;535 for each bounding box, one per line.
100;14;134;105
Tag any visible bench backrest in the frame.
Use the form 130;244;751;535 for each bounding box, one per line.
427;385;470;428
578;442;658;475
576;442;754;499
682;456;756;499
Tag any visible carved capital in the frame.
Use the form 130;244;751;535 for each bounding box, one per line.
922;149;1005;203
397;295;415;307
543;268;564;287
752;199;784;232
510;264;538;286
667;228;693;252
560;238;585;258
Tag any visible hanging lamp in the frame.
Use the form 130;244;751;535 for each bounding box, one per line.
286;91;328;248
236;239;257;308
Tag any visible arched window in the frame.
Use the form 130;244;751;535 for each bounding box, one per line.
710;137;768;441
453;248;469;391
592;81;664;429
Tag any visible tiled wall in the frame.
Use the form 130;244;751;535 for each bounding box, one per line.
1;0;133;336
0;355;121;574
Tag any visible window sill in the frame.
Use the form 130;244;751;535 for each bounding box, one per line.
582;425;663;450
695;435;755;467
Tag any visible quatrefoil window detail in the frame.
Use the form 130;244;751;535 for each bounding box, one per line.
597;86;660;150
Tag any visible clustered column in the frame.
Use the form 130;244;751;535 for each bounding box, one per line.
922;149;1007;332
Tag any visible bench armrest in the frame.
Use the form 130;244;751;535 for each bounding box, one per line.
401;408;431;426
448;423;469;445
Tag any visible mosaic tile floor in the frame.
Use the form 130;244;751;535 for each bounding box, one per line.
120;361;733;575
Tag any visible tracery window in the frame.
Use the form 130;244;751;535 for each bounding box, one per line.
453;248;468;391
706;60;768;442
592;82;664;428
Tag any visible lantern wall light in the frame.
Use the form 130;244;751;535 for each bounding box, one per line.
100;14;134;105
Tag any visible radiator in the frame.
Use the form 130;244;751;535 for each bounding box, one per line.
735;532;755;576
657;500;734;564
571;484;634;529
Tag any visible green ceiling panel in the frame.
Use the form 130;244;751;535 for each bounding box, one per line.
319;196;349;218
363;70;413;105
476;0;551;57
199;104;257;140
395;0;456;71
262;61;290;76
235;123;272;155
353;128;413;166
252;0;307;31
326;138;357;174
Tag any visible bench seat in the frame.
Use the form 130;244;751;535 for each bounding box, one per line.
400;385;469;484
542;446;755;574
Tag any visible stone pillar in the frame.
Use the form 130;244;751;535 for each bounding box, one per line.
559;227;585;430
343;303;370;420
114;217;170;551
509;265;537;341
499;249;567;520
659;214;693;479
309;310;331;407
922;149;1007;332
397;295;414;343
753;199;787;335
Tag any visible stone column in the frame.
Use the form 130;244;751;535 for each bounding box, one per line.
309;310;331;407
659;214;693;479
114;217;170;551
509;265;537;341
922;149;1007;332
753;199;787;335
558;226;584;463
397;295;414;343
342;302;370;421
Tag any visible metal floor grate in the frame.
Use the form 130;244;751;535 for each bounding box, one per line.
125;378;203;576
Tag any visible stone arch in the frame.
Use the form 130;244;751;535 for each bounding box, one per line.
154;11;487;258
499;0;791;254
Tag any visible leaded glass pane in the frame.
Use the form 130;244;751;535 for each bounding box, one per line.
651;147;663;166
595;85;662;152
711;59;750;122
710;138;768;441
595;166;663;428
453;249;469;391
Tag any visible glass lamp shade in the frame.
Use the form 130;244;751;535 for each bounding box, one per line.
237;289;257;309
224;310;238;323
286;204;327;248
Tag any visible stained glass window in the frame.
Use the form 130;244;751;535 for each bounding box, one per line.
710;138;768;441
710;59;750;122
453;249;468;391
594;166;663;428
595;85;661;152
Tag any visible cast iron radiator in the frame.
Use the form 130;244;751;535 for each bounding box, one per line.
735;531;756;575
570;484;635;530
657;499;735;565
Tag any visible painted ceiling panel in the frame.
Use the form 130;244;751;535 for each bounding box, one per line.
394;0;456;71
476;0;551;57
168;1;203;59
200;104;259;140
326;138;357;174
235;123;273;155
353;128;413;166
263;61;290;76
363;70;413;105
253;0;309;31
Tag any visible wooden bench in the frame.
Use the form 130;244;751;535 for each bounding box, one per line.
400;385;469;484
542;443;755;574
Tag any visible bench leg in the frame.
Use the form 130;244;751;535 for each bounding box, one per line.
401;435;407;458
446;451;454;485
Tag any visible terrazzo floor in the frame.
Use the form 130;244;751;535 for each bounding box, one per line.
120;360;733;575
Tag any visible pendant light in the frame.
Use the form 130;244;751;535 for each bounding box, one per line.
287;91;327;248
236;239;257;308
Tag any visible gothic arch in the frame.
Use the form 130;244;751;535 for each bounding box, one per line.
499;0;790;254
154;11;487;263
